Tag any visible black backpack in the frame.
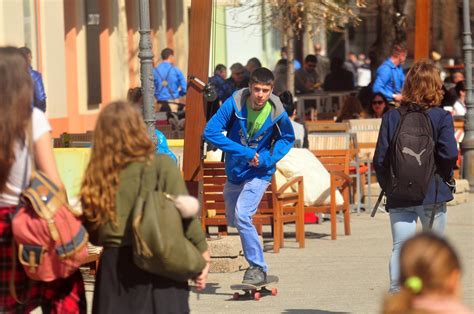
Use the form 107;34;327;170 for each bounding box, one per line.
386;104;436;201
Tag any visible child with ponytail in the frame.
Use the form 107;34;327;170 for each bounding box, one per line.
382;232;472;314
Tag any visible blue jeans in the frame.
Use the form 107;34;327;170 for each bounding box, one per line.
388;203;447;293
223;178;270;272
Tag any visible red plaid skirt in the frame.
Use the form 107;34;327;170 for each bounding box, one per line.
0;206;86;314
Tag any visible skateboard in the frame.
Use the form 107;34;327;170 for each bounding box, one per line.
230;275;278;301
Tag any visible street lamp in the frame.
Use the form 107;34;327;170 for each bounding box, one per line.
461;0;473;191
138;0;157;145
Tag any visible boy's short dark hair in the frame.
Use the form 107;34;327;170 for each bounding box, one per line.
305;54;317;63
249;67;274;85
161;48;174;60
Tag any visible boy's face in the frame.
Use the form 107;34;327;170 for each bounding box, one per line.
249;83;272;110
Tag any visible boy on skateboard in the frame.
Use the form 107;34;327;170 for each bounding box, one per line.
204;67;295;285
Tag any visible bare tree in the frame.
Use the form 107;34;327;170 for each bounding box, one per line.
227;0;364;95
368;0;407;73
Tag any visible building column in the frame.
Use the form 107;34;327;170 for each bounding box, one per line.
150;0;167;66
166;0;189;74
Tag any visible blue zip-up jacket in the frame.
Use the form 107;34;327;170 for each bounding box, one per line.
373;107;458;209
30;67;46;112
153;61;187;101
372;58;405;102
203;88;295;184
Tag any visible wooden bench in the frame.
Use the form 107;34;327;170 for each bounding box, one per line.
201;162;305;253
305;149;352;240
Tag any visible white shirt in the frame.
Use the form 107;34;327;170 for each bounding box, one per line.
453;100;466;116
0;108;51;206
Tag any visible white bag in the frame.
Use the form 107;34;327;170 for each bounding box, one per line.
277;148;344;206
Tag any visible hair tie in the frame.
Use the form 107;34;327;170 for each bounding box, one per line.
405;276;423;294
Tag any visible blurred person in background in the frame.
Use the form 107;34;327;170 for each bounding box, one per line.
153;48;187;112
336;95;363;122
227;63;249;91
452;81;466;116
127;87;178;164
365;92;390;119
323;57;354;92
19;46;47;112
295;54;318;93
372;43;407;106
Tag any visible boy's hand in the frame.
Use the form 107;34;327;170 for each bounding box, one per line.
249;152;259;167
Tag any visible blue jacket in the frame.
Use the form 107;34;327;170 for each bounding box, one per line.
153;62;187;101
373;107;458;209
203;88;295;184
155;129;178;164
30;67;46;112
209;75;234;102
372;59;405;102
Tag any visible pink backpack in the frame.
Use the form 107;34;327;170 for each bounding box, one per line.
11;171;89;282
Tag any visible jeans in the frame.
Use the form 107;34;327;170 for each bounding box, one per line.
223;178;270;272
388;203;447;293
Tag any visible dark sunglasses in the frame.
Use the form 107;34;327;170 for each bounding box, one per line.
371;101;385;105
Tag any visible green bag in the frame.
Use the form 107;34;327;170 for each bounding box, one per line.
131;162;206;282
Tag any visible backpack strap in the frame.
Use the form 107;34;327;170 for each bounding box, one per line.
156;65;175;97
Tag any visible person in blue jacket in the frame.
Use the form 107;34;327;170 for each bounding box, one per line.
127;87;178;164
19;46;47;112
153;48;187;112
204;67;295;285
373;60;458;293
372;44;407;105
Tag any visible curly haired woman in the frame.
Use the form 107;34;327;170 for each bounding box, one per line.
80;101;209;313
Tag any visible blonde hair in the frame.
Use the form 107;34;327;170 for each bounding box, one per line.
401;60;444;108
382;232;461;314
80;101;154;228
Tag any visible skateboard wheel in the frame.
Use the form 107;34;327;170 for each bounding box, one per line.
253;292;261;301
233;292;240;300
271;288;278;296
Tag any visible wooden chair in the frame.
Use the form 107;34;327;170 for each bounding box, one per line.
306;121;349;133
348;118;382;208
305;150;352;240
201;161;305;253
348;118;382;160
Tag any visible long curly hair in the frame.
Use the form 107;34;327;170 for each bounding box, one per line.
80;101;154;228
0;47;33;192
402;60;444;108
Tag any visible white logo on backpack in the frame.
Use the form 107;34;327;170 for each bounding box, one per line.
402;147;426;166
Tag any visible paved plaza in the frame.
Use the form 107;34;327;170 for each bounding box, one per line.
189;195;474;314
